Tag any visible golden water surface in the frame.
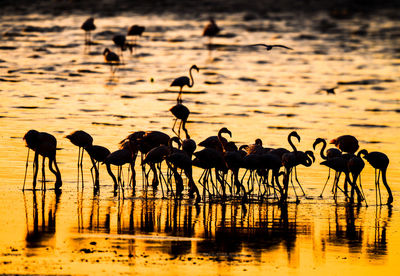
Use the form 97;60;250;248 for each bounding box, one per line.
0;11;400;275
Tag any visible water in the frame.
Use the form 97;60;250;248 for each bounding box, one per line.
1;11;400;274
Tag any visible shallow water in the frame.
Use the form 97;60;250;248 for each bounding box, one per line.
1;11;400;274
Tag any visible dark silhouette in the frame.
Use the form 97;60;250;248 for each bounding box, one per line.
330;135;359;154
103;48;120;75
127;25;145;48
81;17;96;45
85;145;111;189
359;150;393;205
170;103;190;140
170;65;199;104
203;18;220;45
313;138;342;197
23;130;62;192
250;43;293;51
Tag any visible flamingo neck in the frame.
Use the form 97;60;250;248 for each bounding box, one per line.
319;140;327;160
288;134;297;153
188;67;195;88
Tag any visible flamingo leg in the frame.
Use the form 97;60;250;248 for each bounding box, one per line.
41;156;46;190
294;166;306;196
23;148;30;191
319;168;331;198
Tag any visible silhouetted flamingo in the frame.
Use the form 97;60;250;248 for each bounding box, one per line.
330;135;359;154
203;18;220;45
66;130;93;170
127;25;145;47
170;64;199;103
23;130;62;191
113;34;129;61
142;137;181;196
103;141;134;194
103;48;120;74
170;103;190;139
313;138;342;197
81;17;96;45
359;149;393;205
85;145;111;189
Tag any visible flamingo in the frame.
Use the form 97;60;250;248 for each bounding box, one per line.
103;48;120;75
112;34;129;61
103;141;134;194
170;64;199;104
203;18;220;45
142;137;181;196
330;135;359;154
23;130;62;191
65;130;93;170
81;17;95;45
359;149;393;205
313;138;342;197
85;145;111;189
170;103;190;140
127;25;145;48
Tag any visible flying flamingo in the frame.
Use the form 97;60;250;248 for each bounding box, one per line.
170;103;190;140
23;130;62;192
313;138;342;197
359;149;393;205
170;65;199;104
81;17;96;45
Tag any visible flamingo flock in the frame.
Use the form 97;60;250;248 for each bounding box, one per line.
21;17;394;207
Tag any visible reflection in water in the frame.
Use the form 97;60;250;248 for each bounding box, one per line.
23;191;60;249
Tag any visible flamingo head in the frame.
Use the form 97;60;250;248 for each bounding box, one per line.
313;138;324;150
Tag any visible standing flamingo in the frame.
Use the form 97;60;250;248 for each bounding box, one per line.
127;25;145;48
203;18;220;45
103;48;120;75
81;17;96;45
313;138;342;197
330;135;359;154
23;130;62;191
359;149;393;205
112;34;129;61
66;130;93;170
170;103;190;140
170;65;199;103
85;145;111;189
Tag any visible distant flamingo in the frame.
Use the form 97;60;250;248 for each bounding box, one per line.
170;103;190;139
313;138;342;197
103;48;120;75
81;17;96;45
127;25;145;48
359;149;393;205
330;135;359;154
203;18;220;45
112;34;129;61
23;130;62;191
170;65;199;103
